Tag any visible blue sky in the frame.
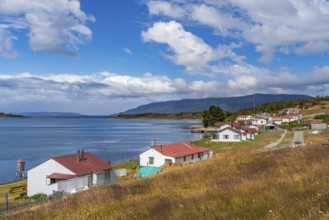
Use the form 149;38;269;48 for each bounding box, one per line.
1;0;329;115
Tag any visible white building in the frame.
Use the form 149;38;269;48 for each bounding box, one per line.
310;120;328;130
268;115;300;125
213;122;256;142
236;115;254;121
28;151;116;196
139;142;213;167
283;108;299;115
251;117;267;125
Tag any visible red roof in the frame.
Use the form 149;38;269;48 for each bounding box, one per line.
215;122;241;128
52;152;111;176
311;120;326;125
153;142;211;158
47;173;76;180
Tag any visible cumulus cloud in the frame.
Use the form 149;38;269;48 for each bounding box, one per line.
1;68;329;114
145;0;329;63
142;20;243;73
0;0;94;57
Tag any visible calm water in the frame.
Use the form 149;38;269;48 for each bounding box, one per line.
0;117;202;183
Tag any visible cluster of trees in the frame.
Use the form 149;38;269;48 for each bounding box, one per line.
202;106;227;127
314;114;329;124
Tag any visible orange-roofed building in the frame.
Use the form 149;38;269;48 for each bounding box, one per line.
139;142;213;167
27;151;116;196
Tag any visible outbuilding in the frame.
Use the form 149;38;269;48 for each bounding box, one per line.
310;120;328;130
27;151;116;196
139;142;213;167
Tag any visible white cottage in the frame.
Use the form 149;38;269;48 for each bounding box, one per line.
139;142;213;167
215;127;245;142
27;151;116;196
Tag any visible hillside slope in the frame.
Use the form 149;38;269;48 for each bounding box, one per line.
5;144;329;219
123;94;311;114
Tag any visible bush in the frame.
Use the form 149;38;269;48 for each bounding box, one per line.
30;193;47;200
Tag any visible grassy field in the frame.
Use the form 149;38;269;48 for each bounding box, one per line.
112;159;138;184
0;180;27;208
193;130;283;153
4;142;329;219
300;100;329;116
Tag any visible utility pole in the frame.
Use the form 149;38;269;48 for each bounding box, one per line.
253;94;256;116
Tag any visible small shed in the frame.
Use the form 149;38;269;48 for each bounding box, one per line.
264;124;275;130
115;168;127;177
310;120;328;130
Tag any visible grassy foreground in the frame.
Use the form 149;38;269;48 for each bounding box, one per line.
3;142;329;219
0;180;27;208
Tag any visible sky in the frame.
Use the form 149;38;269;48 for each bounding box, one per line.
1;0;329;115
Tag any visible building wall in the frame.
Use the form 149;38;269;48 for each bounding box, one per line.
27;159;75;196
139;148;175;167
217;129;241;142
311;124;328;130
58;175;90;194
94;168;116;186
175;150;213;164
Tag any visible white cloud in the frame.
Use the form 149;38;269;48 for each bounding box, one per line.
0;0;94;57
123;48;133;55
147;1;186;18
0;28;18;58
145;0;329;63
1;68;329;114
142;20;243;73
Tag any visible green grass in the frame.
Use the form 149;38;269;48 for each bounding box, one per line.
112;160;138;183
193;131;283;153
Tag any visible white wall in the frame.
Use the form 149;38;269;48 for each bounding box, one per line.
217;129;241;142
139;148;175;167
94;168;116;186
27;159;75;196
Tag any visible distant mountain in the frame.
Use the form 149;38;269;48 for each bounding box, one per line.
21;112;84;117
123;94;312;114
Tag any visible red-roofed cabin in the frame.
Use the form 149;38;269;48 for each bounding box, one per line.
139;142;213;167
27;151;116;197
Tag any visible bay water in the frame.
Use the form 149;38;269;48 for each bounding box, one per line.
0;117;202;184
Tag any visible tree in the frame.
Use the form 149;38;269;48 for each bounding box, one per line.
202;105;225;127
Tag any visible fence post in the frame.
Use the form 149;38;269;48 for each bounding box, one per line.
4;192;8;210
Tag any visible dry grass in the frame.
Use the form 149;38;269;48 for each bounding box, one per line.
0;180;27;207
300;101;329;115
4;141;329;219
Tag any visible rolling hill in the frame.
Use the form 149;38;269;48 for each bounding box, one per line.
123;93;311;114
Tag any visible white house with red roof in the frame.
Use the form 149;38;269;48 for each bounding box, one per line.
27;151;116;196
236;115;254;121
213;122;256;142
139;142;213;167
268;115;300;125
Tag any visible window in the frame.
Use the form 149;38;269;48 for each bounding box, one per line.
50;178;59;184
105;170;111;179
192;154;194;160
183;156;186;161
223;135;229;139
234;135;240;140
198;153;202;158
149;157;154;165
165;159;172;164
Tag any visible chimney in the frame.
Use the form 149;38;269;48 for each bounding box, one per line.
151;139;156;147
80;150;85;161
76;149;81;162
